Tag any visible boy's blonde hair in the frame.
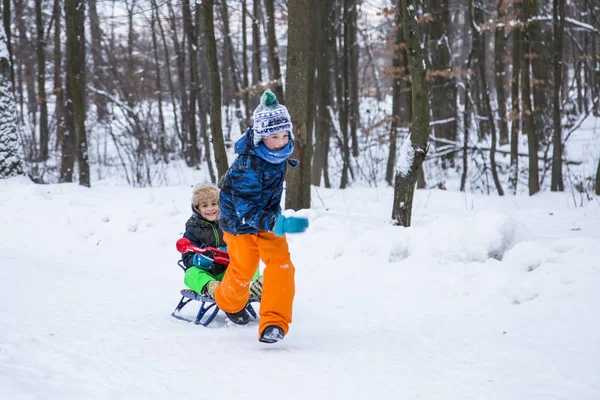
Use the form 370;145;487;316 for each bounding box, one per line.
192;185;220;210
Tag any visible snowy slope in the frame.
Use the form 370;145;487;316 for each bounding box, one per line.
1;177;599;400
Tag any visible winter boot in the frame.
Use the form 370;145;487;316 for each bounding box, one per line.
201;280;219;299
259;325;285;343
224;308;252;325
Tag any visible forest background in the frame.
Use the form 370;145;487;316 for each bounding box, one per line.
0;0;599;225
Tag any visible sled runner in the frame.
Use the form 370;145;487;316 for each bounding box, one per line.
171;239;258;326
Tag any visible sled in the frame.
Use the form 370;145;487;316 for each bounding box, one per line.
171;240;258;326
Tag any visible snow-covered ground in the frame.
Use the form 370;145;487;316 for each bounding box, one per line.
1;177;599;399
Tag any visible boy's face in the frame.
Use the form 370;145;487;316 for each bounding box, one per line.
263;131;290;151
198;200;219;221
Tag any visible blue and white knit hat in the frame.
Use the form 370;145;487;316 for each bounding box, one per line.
252;90;293;146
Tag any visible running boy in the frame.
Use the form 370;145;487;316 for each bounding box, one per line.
216;90;309;343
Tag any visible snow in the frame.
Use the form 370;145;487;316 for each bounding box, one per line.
1;177;599;399
397;135;414;177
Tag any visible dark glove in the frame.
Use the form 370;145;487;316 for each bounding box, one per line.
273;215;309;237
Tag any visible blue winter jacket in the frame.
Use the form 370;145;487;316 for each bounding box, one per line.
219;127;298;235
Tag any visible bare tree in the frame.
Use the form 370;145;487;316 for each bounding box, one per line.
596;158;600;195
264;0;284;101
522;0;540;195
429;0;456;168
202;0;229;180
470;0;504;196
182;0;200;166
551;0;565;191
220;0;246;136
35;0;49;161
2;0;14;87
285;0;311;210
347;0;359;158
386;7;409;186
52;0;64;152
311;0;333;187
251;0;262;109
88;0;108;121
392;0;430;226
509;5;521;194
61;0;89;186
241;0;251;125
494;0;509;146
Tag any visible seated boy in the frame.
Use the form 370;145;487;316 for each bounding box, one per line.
182;184;262;300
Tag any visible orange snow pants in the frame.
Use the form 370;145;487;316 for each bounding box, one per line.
214;231;295;337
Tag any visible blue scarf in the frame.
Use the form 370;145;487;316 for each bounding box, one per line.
254;140;294;164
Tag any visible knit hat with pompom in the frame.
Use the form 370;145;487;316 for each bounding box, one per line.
252;90;293;146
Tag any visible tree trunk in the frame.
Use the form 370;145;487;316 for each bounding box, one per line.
264;0;284;102
53;0;64;152
461;47;475;192
35;0;49;161
550;0;564;191
311;0;333;187
14;0;37;133
509;14;521;194
167;0;190;162
2;0;14;88
182;0;200;166
202;0;229;180
386;8;405;186
220;0;246;137
64;0;89;186
392;0;430;227
429;0;456;169
88;0;108;121
285;0;311;211
153;0;181;144
596;157;600;195
522;0;540;195
150;0;166;155
348;0;359;158
471;0;503;196
0;22;23;178
529;0;553;147
241;0;251;125
494;0;509;146
251;0;262;109
336;1;350;188
195;4;216;183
